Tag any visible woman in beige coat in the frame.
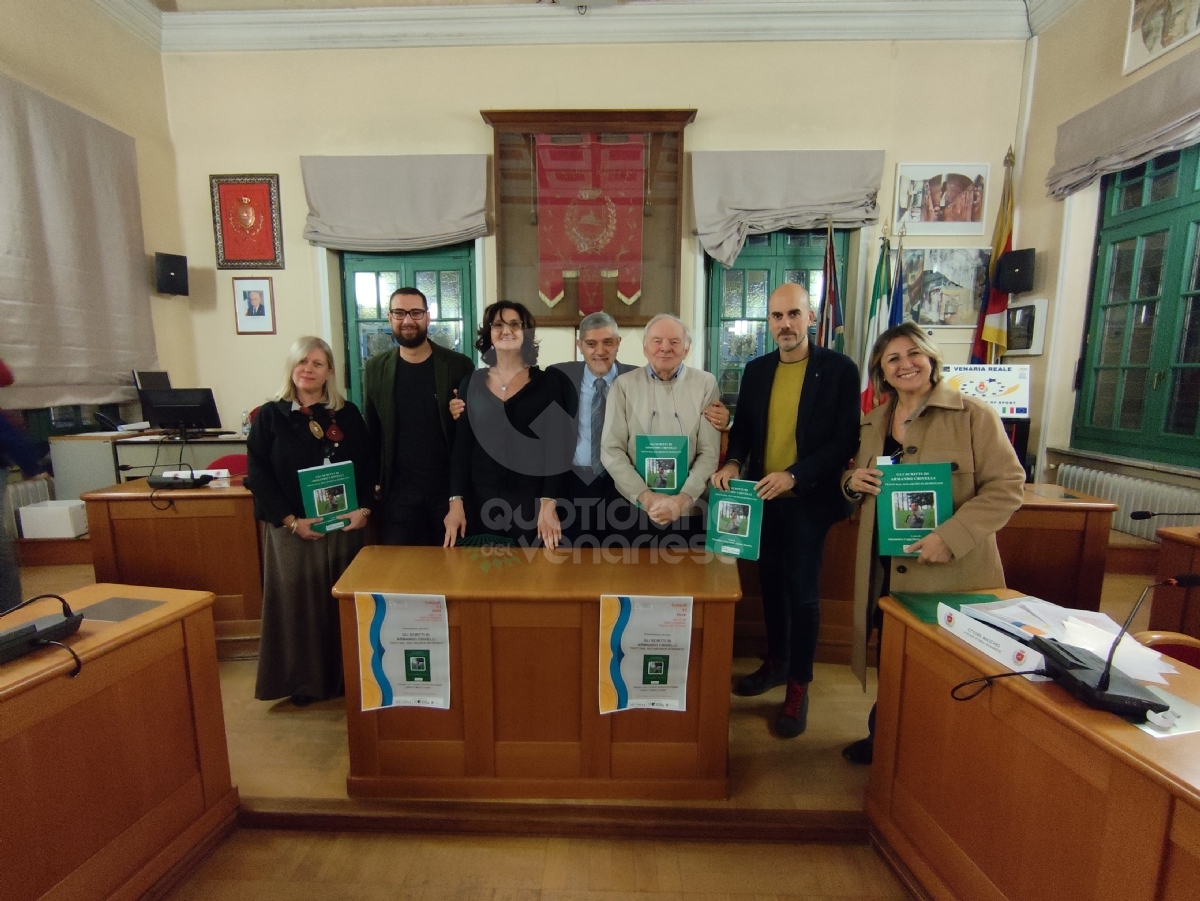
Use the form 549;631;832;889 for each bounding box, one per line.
841;322;1025;762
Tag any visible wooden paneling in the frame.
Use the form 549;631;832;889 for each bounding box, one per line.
82;481;264;649
868;591;1200;901
1152;528;1200;639
333;546;740;800
0;585;237;901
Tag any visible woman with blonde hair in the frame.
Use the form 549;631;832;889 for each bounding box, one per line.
841;321;1024;762
246;336;378;704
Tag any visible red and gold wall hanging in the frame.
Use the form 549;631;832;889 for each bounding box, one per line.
483;110;695;327
535;134;644;315
210;174;284;269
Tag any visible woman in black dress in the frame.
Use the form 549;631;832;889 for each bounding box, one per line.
443;301;575;549
247;336;378;704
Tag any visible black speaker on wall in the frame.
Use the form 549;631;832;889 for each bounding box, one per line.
993;248;1035;295
154;252;189;296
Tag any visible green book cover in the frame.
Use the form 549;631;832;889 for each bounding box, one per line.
635;435;688;496
705;479;764;560
876;462;953;556
891;591;1000;625
297;460;358;535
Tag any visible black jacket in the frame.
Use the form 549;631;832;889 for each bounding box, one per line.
363;340;476;503
725;344;860;524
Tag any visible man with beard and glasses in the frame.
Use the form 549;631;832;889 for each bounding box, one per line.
364;286;475;545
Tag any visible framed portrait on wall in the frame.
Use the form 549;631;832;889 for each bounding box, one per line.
210;174;284;269
233;277;276;335
481;110;696;327
894;164;989;236
1125;0;1200;74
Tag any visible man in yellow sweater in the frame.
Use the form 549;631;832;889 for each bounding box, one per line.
711;284;860;737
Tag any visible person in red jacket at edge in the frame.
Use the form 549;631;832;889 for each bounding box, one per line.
0;358;51;612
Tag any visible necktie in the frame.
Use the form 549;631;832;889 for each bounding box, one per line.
590;377;608;472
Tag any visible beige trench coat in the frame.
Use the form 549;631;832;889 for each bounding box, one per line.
844;381;1026;687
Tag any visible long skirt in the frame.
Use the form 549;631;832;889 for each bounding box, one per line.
254;523;365;701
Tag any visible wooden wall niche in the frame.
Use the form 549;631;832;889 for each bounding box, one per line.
481;110;696;327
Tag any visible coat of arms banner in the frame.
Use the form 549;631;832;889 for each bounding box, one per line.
536;134;645;314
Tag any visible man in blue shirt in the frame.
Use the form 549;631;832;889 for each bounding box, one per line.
550;312;636;545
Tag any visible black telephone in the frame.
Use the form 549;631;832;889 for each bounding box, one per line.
94;412;125;431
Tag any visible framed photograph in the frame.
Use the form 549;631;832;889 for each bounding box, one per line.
894;164;989;236
1005;297;1048;356
233;277;276;335
893;248;992;327
210;174;284;269
1125;0;1200;74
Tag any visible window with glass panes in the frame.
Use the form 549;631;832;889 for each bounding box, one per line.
707;230;849;412
1074;147;1200;466
341;244;476;407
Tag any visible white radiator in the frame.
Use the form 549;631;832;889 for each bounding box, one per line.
1056;464;1200;541
3;476;53;539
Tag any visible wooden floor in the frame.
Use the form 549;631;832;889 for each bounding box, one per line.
220;657;876;810
164;829;910;901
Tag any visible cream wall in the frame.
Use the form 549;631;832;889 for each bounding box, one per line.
1016;0;1200;472
0;0;195;392
163;39;1026;427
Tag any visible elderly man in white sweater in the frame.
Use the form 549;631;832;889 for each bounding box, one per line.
600;313;721;546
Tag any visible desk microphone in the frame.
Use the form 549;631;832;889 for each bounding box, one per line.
1129;510;1200;520
1031;573;1200;721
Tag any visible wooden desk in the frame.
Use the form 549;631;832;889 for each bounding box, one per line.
1;584;238;901
996;484;1116;612
734;484;1117;661
83;480;263;657
867;592;1200;901
1153;526;1200;639
332;546;742;801
113;435;248;483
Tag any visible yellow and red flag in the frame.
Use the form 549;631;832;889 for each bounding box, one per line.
970;147;1015;364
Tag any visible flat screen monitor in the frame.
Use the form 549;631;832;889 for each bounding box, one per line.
134;370;172;390
138;389;222;432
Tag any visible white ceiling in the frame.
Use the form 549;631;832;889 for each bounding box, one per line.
98;0;1084;52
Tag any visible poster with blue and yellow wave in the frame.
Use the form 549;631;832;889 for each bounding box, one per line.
598;595;692;714
354;592;450;711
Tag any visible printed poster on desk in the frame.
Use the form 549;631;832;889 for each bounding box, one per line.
354;593;450;711
598;595;692;713
297;460;358;534
705;479;763;560
636;435;688;496
876;462;953;556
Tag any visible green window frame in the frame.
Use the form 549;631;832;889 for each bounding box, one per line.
341;243;477;409
707;229;849;413
1073;147;1200;466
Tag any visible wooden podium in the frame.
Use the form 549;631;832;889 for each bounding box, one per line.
332;546;742;801
867;592;1200;901
83;480;263;657
0;584;238;901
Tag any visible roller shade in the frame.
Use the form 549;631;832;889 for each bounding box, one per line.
1047;48;1200;199
0;71;156;410
301;154;489;252
692;150;884;267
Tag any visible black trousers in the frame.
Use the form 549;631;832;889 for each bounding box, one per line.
757;497;833;684
379;493;449;546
